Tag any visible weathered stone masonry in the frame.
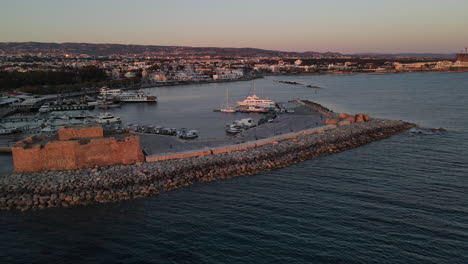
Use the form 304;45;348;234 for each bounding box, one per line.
11;126;144;172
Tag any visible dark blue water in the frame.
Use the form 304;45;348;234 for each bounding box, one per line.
1;73;468;263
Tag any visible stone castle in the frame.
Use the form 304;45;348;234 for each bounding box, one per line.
12;126;144;172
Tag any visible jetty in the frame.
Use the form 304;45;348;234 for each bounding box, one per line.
0;101;416;211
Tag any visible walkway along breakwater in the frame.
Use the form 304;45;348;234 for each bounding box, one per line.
0;117;415;211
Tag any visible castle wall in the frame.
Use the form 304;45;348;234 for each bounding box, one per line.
12;131;144;172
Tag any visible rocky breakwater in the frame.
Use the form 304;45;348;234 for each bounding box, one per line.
0;119;415;211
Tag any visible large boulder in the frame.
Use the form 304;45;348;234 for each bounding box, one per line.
355;114;364;123
326;119;338;125
339;113;355;122
338;113;348;119
342;116;355;122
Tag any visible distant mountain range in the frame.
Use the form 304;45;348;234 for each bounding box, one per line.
0;42;456;59
0;42;342;58
354;53;456;59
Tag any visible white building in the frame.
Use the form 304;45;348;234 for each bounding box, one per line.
213;69;244;80
149;73;167;82
124;72;136;78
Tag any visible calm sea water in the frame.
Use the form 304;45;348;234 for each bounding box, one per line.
1;73;467;263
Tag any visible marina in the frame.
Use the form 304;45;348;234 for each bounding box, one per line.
0;86;160;139
0;111;123;136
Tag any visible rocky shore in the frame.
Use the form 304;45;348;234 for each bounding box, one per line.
0;119;415;211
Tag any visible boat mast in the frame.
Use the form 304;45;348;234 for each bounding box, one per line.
246;79;255;97
252;79;256;95
225;87;230;108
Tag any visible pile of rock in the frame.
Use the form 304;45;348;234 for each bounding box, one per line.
326;113;371;126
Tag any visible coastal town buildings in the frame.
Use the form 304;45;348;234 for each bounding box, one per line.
454;52;468;68
1;49;466;96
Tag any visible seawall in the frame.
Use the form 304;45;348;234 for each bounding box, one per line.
0;119;415;211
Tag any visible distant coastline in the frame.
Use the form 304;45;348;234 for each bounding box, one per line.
140;70;468;91
262;69;468;77
137;75;261;90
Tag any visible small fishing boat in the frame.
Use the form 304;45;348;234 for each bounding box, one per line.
225;125;243;135
94;112;121;124
178;129;199;139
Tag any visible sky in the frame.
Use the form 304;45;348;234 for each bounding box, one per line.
1;0;467;53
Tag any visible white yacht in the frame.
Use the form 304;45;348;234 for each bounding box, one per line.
95;112;121;124
39;103;51;113
118;90;157;103
99;87;123;97
237;94;275;108
0;125;17;135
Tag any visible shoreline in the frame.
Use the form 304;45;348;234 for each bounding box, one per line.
261;69;468;77
0;119;415;211
138;75;262;90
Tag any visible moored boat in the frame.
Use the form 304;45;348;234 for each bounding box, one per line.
0;125;17;135
94;112;121;124
39;101;94;113
99;87;157;103
225;124;243;135
237;105;268;113
220;107;236;113
119;90;157;103
178;129;199;139
237;94;275;108
219;88;236;112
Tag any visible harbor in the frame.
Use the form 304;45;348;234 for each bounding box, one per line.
1;74;449;210
0;75;426;174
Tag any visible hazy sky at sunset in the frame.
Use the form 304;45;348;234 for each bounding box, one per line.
1;0;467;53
